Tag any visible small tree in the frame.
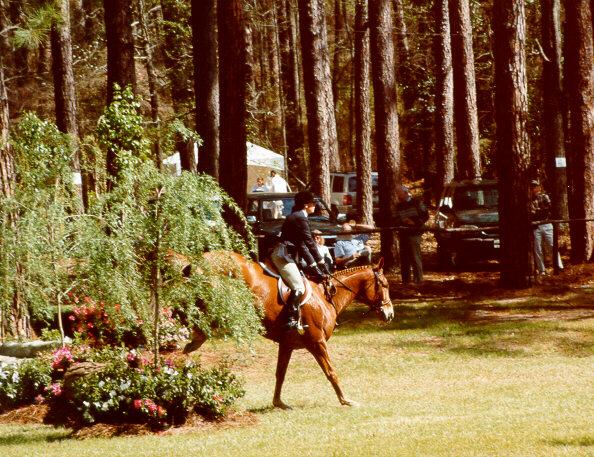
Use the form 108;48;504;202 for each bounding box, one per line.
0;113;81;341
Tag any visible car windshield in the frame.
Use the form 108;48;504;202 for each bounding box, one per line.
348;175;378;193
453;186;498;210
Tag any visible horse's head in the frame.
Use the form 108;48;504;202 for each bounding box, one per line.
364;258;394;322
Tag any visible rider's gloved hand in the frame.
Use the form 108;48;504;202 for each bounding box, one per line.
306;264;325;282
318;262;331;276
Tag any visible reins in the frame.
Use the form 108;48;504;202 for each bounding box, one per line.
324;268;387;317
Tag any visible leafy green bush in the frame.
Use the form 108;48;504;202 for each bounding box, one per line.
55;348;244;426
0;358;52;411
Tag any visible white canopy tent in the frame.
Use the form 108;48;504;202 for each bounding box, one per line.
162;142;285;176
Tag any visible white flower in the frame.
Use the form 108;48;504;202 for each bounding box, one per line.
83;401;90;407
98;380;105;388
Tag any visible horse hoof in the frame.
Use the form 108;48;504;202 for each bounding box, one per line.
341;399;359;407
273;401;293;410
182;339;203;354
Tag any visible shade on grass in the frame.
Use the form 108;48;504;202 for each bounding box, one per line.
1;295;593;457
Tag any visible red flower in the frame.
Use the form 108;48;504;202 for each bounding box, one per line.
133;399;142;409
87;322;94;329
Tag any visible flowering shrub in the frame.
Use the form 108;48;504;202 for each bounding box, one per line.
49;348;244;426
68;294;189;350
51;347;74;371
0;359;52;411
68;296;132;347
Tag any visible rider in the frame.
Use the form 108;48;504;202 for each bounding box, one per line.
271;190;331;329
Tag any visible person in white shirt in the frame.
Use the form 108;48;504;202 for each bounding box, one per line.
268;170;291;193
268;170;291;218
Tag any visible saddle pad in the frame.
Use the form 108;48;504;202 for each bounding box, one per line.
258;260;280;278
278;273;313;306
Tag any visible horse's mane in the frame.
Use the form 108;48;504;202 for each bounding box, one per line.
333;264;372;278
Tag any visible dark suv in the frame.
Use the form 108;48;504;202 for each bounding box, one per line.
434;180;499;268
246;192;345;260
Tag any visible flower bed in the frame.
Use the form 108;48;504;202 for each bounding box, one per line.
0;346;244;428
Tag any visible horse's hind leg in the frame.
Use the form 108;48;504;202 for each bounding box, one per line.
183;328;208;354
307;341;358;407
272;343;293;409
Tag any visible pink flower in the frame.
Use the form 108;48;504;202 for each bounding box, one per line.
45;383;62;396
68;315;76;321
157;406;167;418
87;322;94;329
133;399;142;409
35;394;45;404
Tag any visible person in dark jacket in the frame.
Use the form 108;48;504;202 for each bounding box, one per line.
271;191;330;329
530;180;563;275
395;185;429;284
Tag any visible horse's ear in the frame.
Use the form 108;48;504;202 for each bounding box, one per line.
375;257;384;270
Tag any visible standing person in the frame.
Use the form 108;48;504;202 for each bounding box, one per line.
395;185;429;284
268;170;291;218
271;191;331;329
530;180;563;275
268;170;292;192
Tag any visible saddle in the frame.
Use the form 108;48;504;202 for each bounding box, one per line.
258;259;313;306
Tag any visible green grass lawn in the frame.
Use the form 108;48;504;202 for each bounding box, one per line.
1;287;593;457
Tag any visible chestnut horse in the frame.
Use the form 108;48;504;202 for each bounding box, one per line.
185;251;394;409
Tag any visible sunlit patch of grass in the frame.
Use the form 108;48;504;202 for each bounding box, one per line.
1;293;593;457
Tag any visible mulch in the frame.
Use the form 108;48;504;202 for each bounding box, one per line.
0;404;258;439
0;403;49;425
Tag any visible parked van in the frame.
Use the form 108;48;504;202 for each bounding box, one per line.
330;172;378;217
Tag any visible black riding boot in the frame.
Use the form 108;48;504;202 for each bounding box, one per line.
286;290;303;329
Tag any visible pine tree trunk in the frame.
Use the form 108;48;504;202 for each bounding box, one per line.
434;0;455;199
9;0;28;78
354;0;373;226
81;0;99;43
392;0;409;64
369;0;401;270
277;0;306;187
192;0;219;179
160;0;194;112
136;0;162;170
50;0;86;209
104;0;136;187
104;0;136;102
493;0;533;288
218;0;250;211
332;0;343;105
297;0;337;201
449;0;481;179
541;0;568;221
0;0;31;338
564;0;594;262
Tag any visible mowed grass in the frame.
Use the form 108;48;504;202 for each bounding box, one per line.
1;288;593;457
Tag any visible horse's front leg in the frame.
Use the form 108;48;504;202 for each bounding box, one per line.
306;340;358;407
272;342;294;409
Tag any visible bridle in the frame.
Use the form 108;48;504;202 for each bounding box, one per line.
324;268;391;315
